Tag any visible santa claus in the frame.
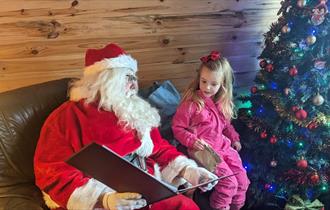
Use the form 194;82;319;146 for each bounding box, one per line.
34;43;217;210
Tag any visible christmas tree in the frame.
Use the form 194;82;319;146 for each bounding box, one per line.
237;0;330;208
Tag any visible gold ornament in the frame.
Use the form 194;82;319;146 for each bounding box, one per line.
297;0;306;8
313;93;325;106
281;25;291;33
306;35;316;45
284;88;290;96
260;91;329;127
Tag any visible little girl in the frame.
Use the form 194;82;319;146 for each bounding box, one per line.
172;51;250;210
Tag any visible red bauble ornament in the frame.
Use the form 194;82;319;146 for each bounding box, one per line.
260;131;268;139
250;86;258;94
295;109;308;120
310;172;320;184
270;135;277;144
291;106;299;112
289;66;298;76
265;64;274;72
259;59;267;68
297;159;308;169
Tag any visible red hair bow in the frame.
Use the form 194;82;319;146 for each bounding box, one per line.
200;51;221;63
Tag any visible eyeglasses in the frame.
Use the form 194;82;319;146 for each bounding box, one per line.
126;74;137;82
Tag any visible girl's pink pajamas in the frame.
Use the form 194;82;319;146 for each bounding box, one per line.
172;92;250;209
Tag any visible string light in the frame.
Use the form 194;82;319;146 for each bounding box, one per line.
306;188;314;200
269;81;278;90
297;141;304;148
287;139;294;148
264;183;276;192
257;106;265;113
286;123;293;132
243;162;252;172
297;52;304;57
260;84;266;90
320;183;328;192
308;27;317;35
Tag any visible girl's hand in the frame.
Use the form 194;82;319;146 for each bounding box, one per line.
232;141;242;151
193;139;208;151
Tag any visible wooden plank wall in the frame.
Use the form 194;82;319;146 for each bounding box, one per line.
0;0;280;93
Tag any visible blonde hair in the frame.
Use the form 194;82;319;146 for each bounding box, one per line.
181;56;236;120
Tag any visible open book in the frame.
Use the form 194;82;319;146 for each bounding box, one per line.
66;142;235;204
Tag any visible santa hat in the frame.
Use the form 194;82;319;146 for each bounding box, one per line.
84;43;137;75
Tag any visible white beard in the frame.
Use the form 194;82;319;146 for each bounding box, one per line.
70;68;160;157
101;87;160;157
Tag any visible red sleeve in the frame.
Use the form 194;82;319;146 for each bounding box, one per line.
34;106;89;208
148;128;185;170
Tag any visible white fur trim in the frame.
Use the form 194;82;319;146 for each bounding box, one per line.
161;156;198;186
84;54;137;75
154;163;161;180
42;192;60;209
135;129;154;157
67;178;114;210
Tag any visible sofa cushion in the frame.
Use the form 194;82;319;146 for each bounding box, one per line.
0;78;71;209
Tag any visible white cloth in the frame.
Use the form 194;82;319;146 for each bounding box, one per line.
183;166;218;192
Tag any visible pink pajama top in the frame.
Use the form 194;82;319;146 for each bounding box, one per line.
172;91;240;152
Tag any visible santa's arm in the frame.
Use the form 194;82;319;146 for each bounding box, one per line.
148;128;198;186
34;121;112;209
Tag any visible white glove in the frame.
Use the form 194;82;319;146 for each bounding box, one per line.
182;166;218;192
102;192;147;210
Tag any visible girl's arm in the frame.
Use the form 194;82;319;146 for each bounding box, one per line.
172;101;198;148
222;119;240;143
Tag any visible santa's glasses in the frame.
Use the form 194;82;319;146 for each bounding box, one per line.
126;74;137;82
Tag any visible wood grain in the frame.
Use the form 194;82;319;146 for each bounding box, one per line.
0;0;280;93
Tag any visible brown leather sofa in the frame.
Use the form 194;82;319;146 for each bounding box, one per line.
0;78;70;210
0;78;218;210
0;78;213;210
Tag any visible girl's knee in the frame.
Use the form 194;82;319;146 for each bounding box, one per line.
215;176;238;194
228;176;239;190
236;172;250;190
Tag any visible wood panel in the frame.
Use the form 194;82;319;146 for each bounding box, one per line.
0;0;280;93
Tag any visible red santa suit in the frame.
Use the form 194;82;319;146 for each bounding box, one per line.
34;99;199;210
34;43;211;210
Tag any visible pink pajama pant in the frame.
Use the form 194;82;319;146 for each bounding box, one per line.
210;147;250;209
